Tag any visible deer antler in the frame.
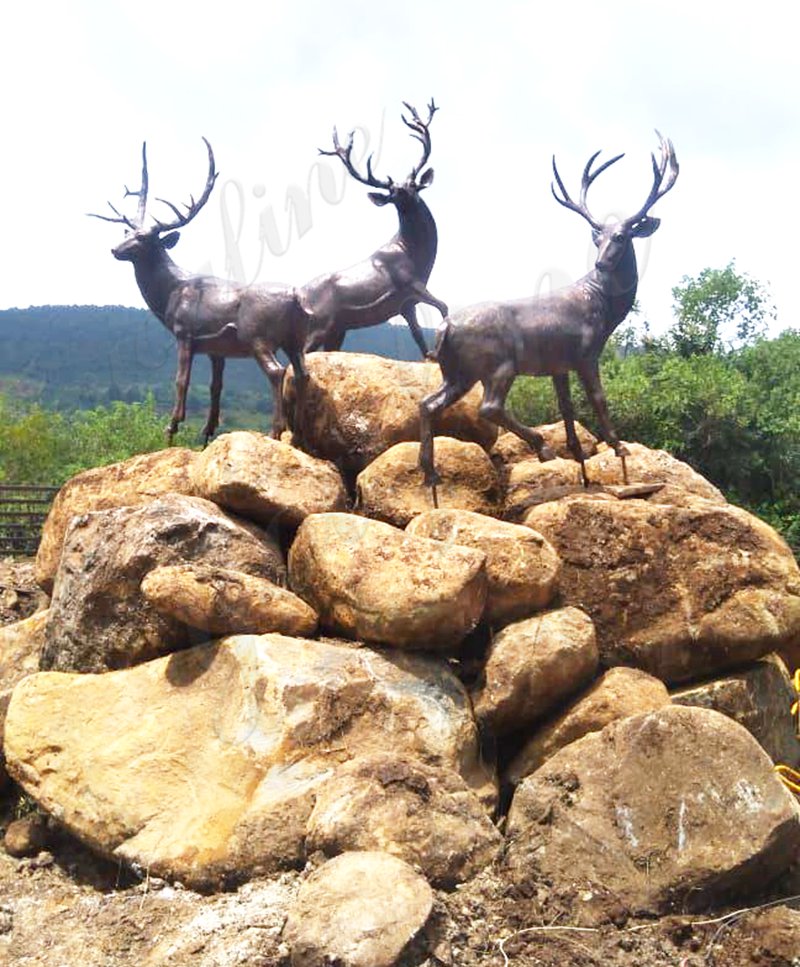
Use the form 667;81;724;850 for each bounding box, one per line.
87;141;149;230
150;137;218;233
401;98;438;181
624;131;679;227
319;127;393;190
551;148;625;230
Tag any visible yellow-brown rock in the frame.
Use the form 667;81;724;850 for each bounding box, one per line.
305;753;502;886
283;352;497;477
505;442;725;519
472;607;599;736
141;564;318;638
524;494;800;683
35;448;198;592
4;634;493;887
507;667;670;784
190;431;347;530
289;513;487;651
491;421;598;481
356;439;502;528
0;610;48;789
41;495;285;674
406;509;560;626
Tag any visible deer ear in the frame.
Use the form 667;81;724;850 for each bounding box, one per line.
368;192;391;206
161;231;181;248
631;217;660;238
419;167;435;188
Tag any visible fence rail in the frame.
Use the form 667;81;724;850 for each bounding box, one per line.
0;485;59;556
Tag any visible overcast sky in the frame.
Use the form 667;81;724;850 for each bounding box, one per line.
1;1;796;336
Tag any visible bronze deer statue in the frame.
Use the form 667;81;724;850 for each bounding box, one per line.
300;100;448;357
89;139;309;444
419;133;679;490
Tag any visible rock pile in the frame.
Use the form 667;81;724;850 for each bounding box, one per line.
2;352;800;964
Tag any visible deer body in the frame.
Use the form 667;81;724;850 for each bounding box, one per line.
301;101;447;356
92;140;308;443
419;135;679;488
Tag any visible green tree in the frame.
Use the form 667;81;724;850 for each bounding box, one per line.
670;261;775;357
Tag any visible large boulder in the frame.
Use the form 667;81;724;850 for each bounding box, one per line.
288;513;487;651
305;753;502;886
506;666;670;785
505;442;725;519
406;509;560;626
189;431;347;530
523;494;800;683
282;852;433;967
35;448;198;592
472;607;598;736
671;654;800;768
283;352;497;477
0;610;48;790
356;439;502;528
506;706;800;922
4;634;494;887
40;495;285;673
140;564;318;638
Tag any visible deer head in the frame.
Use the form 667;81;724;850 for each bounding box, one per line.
551;132;679;273
88;138;218;262
320;100;438;214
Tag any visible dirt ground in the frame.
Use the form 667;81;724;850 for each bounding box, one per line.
1;557;800;966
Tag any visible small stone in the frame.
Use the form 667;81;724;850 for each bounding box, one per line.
4;814;47;858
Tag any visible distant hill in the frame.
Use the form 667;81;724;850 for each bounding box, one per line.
0;305;437;421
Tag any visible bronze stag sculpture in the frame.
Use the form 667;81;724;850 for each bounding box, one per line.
419;133;679;488
89;139;308;443
300;100;448;357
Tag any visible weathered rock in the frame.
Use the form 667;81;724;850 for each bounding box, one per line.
5;634;494;886
41;495;285;673
35;448;198;592
4;814;48;858
524;494;800;683
283;851;433;967
289;513;487;651
356;439;502;528
506;442;725;519
507;667;671;784
472;607;598;736
491;422;598;480
671;654;800;768
283;352;497;477
141;564;318;638
189;431;347;530
305;753;502;886
0;610;48;788
406;509;560;626
506;706;800;922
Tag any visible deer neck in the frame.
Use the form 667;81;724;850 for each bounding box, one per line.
132;248;189;331
592;243;639;331
395;197;438;280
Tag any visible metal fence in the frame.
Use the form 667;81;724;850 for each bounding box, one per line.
0;485;58;556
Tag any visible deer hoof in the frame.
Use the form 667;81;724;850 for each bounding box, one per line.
538;445;557;462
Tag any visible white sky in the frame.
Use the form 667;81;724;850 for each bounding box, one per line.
1;1;797;336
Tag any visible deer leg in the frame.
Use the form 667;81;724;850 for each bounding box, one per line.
251;341;287;438
419;378;471;487
410;281;449;321
287;350;309;447
479;367;556;462
401;303;433;359
167;339;194;443
576;361;629;483
202;356;225;446
552;373;589;486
